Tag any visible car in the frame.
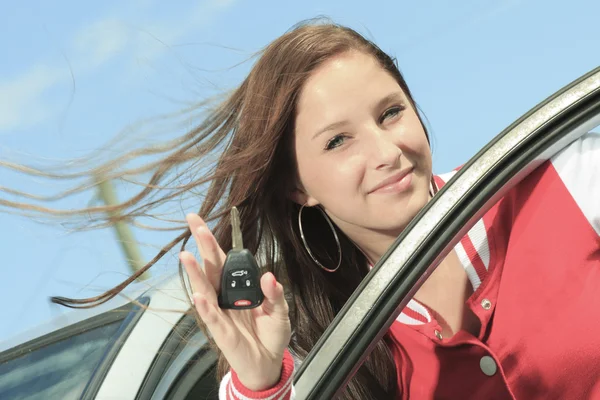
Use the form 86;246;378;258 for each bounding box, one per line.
0;273;219;400
1;66;599;400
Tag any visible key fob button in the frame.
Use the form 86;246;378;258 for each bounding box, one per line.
227;276;241;289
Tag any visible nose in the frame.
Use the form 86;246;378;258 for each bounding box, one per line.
367;127;401;170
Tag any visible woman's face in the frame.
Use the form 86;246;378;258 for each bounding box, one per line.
293;51;432;247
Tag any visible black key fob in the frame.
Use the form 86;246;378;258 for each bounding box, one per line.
218;249;264;309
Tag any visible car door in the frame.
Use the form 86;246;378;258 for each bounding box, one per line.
135;314;219;400
292;66;600;399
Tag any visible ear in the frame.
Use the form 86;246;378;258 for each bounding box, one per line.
289;187;319;207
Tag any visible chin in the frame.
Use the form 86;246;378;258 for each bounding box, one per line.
376;193;429;232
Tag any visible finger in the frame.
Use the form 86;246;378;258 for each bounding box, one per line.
257;272;289;322
180;251;218;306
195;226;227;291
185;213;212;260
186;213;226;291
193;293;239;352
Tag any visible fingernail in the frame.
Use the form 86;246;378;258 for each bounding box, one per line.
272;274;277;288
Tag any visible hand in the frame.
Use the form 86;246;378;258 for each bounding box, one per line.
180;213;292;391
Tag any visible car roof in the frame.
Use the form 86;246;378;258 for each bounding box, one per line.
0;271;187;353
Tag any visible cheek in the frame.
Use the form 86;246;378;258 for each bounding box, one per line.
299;153;365;201
397;118;432;169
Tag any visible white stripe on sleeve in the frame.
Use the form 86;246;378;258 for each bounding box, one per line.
551;132;600;235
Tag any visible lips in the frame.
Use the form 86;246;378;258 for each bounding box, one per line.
369;167;414;194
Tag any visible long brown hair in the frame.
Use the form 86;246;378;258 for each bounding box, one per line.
3;19;431;399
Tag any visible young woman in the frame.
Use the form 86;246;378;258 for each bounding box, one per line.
10;21;600;399
180;23;600;400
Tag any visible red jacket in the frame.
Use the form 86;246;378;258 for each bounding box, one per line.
219;132;600;399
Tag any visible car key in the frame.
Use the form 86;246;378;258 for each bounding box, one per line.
217;207;264;309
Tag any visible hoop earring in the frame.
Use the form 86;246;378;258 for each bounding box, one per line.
298;204;342;272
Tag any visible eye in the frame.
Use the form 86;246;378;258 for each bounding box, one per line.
379;105;405;124
324;133;349;151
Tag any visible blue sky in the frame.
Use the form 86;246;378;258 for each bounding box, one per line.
1;0;599;342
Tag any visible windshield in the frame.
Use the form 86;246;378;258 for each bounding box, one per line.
0;319;122;400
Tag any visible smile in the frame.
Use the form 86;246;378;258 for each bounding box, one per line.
369;168;414;194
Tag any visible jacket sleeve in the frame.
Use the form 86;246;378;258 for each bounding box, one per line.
550;131;600;235
218;349;296;400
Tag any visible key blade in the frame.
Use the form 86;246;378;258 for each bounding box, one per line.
230;206;243;251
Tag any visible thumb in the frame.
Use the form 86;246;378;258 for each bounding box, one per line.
259;272;289;321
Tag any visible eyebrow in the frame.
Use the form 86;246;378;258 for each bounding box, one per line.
311;92;405;140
